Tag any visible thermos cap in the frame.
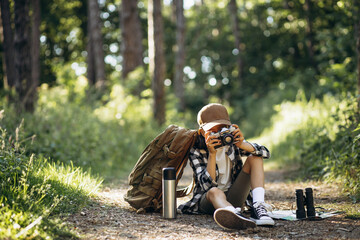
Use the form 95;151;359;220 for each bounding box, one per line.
163;167;176;180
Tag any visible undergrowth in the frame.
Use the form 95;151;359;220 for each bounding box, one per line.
0;113;102;239
254;92;360;202
1;84;162;181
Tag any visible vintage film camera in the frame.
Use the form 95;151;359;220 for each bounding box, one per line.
210;126;236;148
295;188;316;219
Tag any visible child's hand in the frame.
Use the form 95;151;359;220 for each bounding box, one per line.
232;124;245;147
204;131;221;154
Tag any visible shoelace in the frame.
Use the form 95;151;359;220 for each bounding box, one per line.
253;202;272;218
234;207;242;214
233;207;246;217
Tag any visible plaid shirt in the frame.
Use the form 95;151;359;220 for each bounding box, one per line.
178;138;270;214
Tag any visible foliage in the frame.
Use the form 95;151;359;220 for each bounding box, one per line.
8;79;161;181
180;0;357;124
0;112;102;239
253;92;360;201
297;99;360;202
1;0;354;123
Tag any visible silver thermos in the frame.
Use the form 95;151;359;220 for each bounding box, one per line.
162;167;176;219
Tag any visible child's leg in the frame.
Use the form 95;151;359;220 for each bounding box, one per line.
226;155;264;207
241;155;264;190
206;187;232;209
226;171;251;208
238;155;274;226
199;187;232;214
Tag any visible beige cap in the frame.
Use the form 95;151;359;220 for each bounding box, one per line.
197;103;231;131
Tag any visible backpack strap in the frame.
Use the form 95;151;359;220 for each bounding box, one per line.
176;179;195;198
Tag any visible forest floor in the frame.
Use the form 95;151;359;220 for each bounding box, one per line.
67;166;360;239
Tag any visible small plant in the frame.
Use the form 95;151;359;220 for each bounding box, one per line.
0;111;102;239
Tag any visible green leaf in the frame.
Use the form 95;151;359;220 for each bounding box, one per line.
354;134;360;143
353;124;360;133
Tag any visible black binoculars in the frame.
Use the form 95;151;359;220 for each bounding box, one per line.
295;188;316;219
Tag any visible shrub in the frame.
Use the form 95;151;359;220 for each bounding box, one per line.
0;113;102;239
298;117;360;201
10;84;162;181
251;93;359;201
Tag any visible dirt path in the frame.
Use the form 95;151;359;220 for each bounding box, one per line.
67;167;360;239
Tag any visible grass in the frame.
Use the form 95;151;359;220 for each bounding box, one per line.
0;117;103;239
251;92;360;201
0;82;162;238
251;92;339;166
318;202;360;220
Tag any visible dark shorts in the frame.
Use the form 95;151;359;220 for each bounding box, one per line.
199;170;251;214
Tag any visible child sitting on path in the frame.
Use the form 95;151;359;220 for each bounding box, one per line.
178;103;274;230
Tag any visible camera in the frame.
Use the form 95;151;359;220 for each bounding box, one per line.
295;188;316;219
210;126;236;148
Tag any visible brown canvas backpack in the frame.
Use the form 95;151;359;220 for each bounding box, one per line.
124;125;198;212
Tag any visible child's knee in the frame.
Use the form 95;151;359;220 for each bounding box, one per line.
248;155;263;161
247;155;263;165
243;155;263;173
206;187;224;201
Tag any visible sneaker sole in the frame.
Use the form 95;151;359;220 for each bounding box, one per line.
250;217;275;226
214;209;256;230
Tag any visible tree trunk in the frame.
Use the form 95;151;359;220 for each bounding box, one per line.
86;33;96;85
148;0;166;125
305;0;318;74
174;0;185;112
121;0;143;79
87;0;106;90
0;13;3;81
14;0;31;111
27;0;40;112
0;0;17;90
357;0;360;111
228;0;243;88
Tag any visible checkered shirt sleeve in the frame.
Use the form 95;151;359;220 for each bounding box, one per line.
247;142;271;159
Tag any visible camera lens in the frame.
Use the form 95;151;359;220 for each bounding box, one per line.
221;133;233;145
224;135;233;144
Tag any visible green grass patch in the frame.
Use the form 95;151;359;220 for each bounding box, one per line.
318;202;360;220
0;118;102;239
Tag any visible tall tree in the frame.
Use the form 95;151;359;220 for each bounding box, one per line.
356;0;360;111
228;0;243;89
87;0;106;90
148;0;165;125
304;0;317;74
14;0;32;111
28;0;40;112
0;0;17;90
121;0;143;79
174;0;185;111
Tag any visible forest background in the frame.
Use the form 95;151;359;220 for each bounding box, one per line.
0;0;359;238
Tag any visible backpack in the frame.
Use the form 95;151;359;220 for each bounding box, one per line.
124;125;198;212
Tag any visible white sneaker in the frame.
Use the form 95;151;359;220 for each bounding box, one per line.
214;206;256;230
250;202;275;226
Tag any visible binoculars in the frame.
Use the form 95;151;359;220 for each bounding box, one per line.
295;188;316;219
